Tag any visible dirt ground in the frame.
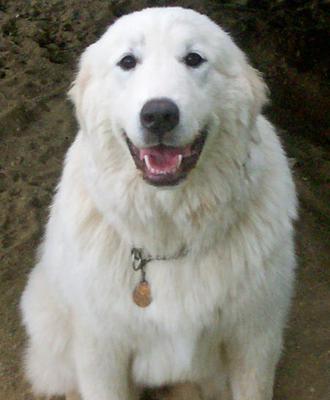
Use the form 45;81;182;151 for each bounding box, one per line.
0;1;329;399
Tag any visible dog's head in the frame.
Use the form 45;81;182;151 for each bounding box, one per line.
69;7;267;187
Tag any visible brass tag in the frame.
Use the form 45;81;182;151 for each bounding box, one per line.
133;281;152;307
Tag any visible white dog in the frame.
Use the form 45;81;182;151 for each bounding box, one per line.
21;7;297;400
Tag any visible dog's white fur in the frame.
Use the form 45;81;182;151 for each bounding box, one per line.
21;7;297;400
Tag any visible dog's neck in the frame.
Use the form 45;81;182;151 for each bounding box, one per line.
79;130;254;255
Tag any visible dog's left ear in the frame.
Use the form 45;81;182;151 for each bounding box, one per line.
245;64;268;126
240;63;268;143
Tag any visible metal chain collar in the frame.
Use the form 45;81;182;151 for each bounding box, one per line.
131;246;188;280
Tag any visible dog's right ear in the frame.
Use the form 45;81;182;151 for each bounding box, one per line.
68;52;92;129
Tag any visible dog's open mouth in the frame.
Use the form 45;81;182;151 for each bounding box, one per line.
126;130;208;186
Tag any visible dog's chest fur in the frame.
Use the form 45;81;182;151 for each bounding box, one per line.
54;187;238;384
46;128;294;388
72;247;229;385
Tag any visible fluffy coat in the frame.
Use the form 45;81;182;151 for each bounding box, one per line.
21;7;297;400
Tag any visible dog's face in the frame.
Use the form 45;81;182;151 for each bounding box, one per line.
70;7;266;187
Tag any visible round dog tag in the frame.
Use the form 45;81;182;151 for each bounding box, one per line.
133;281;152;307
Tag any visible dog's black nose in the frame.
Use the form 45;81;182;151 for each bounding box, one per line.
140;98;179;136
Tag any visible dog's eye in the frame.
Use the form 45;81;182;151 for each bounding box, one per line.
183;52;206;68
118;54;137;70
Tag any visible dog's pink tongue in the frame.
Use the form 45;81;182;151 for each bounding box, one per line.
140;145;190;173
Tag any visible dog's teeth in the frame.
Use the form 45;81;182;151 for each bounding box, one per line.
144;155;152;171
177;154;183;168
144;153;181;175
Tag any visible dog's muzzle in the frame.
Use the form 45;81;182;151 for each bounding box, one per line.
125;129;208;187
125;98;208;187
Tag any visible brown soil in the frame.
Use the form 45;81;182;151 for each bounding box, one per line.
0;1;329;400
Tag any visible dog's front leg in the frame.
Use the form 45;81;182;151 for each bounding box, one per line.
74;327;138;400
226;327;282;400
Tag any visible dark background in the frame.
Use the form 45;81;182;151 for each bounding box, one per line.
0;1;329;399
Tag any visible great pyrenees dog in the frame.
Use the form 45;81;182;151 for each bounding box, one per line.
21;7;297;400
